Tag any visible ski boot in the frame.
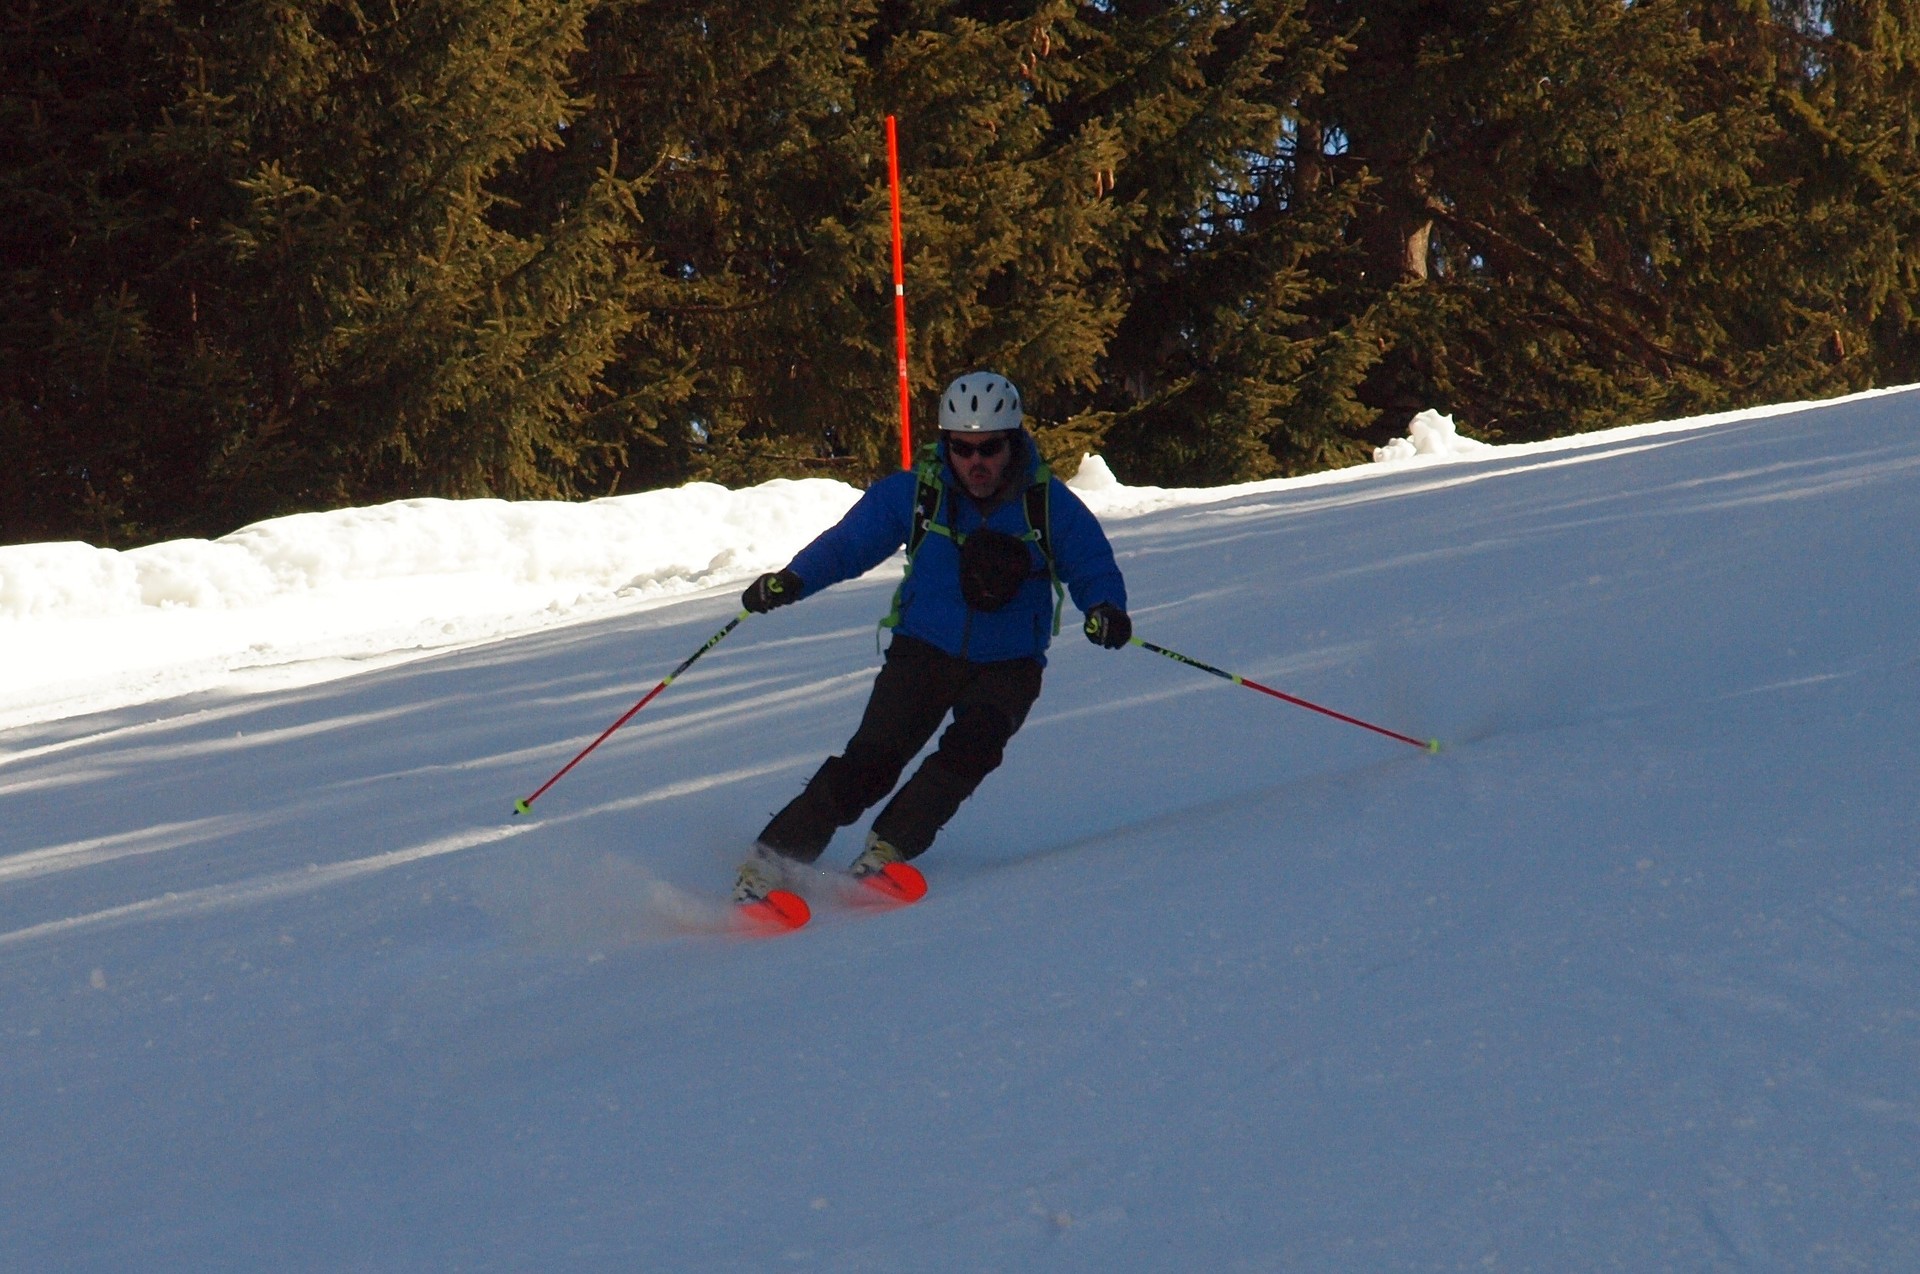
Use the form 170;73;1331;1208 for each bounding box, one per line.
847;834;906;882
733;843;811;929
847;833;928;904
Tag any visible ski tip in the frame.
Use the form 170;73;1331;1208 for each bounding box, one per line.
739;889;811;932
857;861;928;905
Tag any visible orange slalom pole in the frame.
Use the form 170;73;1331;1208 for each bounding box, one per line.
887;114;912;470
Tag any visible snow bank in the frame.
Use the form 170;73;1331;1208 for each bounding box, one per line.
1372;409;1490;463
0;480;860;727
1064;407;1489;518
1064;453;1120;492
0;481;860;623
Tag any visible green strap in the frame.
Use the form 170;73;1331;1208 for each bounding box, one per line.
880;450;946;638
1018;462;1064;635
879;452;1062;640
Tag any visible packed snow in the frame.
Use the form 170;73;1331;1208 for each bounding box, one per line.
3;385;1918;1270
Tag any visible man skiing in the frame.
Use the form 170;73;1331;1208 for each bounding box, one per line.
732;371;1133;902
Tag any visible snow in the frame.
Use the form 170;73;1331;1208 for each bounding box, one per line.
3;385;1919;1269
0;480;861;731
1371;409;1488;463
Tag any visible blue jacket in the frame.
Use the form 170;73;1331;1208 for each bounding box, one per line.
786;432;1127;665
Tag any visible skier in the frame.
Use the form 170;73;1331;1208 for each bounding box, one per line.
732;371;1133;902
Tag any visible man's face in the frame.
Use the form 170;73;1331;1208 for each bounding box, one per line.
947;431;1015;499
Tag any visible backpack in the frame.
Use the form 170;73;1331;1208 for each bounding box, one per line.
880;440;1065;640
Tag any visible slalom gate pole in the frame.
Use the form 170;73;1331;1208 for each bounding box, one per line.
887;114;912;471
512;611;750;816
1131;636;1442;754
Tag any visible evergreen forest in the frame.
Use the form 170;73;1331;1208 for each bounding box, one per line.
7;0;1919;548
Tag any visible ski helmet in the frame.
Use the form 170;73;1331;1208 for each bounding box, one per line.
938;372;1023;433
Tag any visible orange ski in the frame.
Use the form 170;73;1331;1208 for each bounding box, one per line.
851;861;928;905
737;889;811;931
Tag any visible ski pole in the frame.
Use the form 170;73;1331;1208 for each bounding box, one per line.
1131;636;1442;753
512;611;750;815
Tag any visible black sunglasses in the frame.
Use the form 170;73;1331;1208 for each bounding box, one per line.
947;435;1008;459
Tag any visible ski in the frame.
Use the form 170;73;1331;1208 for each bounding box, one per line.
736;889;811;932
733;862;926;933
849;861;928;905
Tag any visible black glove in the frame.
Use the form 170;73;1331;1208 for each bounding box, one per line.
1083;602;1132;649
743;569;803;614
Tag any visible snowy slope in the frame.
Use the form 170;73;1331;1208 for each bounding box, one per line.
3;391;1919;1271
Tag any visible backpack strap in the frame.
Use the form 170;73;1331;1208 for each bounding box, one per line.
901;450;945;560
878;444;1063;640
880;445;949;638
1021;462;1065;635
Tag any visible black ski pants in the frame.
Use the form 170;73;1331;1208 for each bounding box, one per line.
758;634;1044;862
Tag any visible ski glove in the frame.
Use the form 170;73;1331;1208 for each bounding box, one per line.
743;569;803;614
1083;602;1132;649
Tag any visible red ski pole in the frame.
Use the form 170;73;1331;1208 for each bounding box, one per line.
513;611;750;815
1131;636;1442;753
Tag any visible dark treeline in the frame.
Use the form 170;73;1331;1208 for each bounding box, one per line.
7;1;1919;547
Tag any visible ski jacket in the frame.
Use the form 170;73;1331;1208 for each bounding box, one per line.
785;431;1127;665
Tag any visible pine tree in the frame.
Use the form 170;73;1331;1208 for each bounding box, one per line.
17;0;1920;540
1762;1;1920;393
574;0;1145;487
0;1;248;544
866;1;1139;473
1061;0;1358;483
1287;0;1846;446
196;0;644;521
575;0;1352;488
2;0;643;544
567;0;889;490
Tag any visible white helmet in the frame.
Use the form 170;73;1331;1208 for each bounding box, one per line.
938;372;1023;433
